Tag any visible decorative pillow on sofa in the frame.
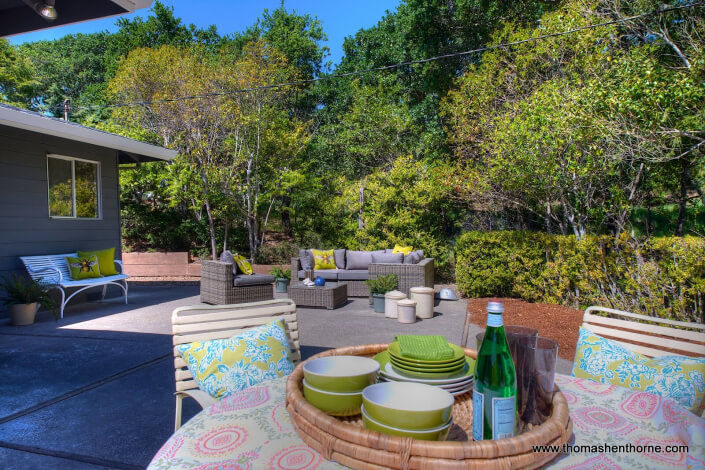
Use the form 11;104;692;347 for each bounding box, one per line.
334;249;346;269
311;249;336;269
572;327;705;414
233;253;253;275
371;252;404;264
220;250;238;276
177;320;294;399
299;249;313;270
66;255;102;280
404;250;424;264
392;244;413;256
77;248;117;276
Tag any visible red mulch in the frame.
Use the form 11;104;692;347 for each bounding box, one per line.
467;298;583;361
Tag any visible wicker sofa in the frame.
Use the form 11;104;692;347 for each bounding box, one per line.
200;259;274;305
291;253;434;297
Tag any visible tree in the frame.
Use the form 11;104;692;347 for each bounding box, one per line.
443;0;704;237
0;39;37;108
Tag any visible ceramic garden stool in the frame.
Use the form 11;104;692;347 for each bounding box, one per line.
410;286;434;319
397;298;417;324
384;290;406;319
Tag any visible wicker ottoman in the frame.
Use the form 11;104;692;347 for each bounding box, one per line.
288;282;348;309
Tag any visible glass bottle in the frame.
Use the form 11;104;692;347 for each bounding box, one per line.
472;301;517;440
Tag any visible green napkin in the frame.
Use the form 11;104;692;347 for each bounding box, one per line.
395;335;454;361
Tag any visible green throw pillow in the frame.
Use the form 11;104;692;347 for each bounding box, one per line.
176;320;294;399
572;327;705;414
66;255;102;280
77;247;118;276
233;253;253;275
311;249;336;270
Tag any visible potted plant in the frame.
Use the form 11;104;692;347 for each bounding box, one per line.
270;267;292;293
1;274;58;325
365;274;398;313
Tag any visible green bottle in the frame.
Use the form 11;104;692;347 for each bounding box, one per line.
472;301;517;440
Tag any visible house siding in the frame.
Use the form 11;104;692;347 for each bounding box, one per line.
0;125;122;285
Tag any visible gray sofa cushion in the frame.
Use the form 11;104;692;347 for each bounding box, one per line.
299;249;313;270
220;250;238;275
313;269;340;281
371;252;404;264
346;250;373;270
404;250;425;264
233;273;275;287
338;270;369;281
334;249;346;269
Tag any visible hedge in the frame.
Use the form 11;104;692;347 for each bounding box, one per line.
456;231;705;323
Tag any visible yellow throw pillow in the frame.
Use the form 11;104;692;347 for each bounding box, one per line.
66;255;102;280
392;244;413;256
571;328;705;414
176;320;294;399
77;248;118;276
232;253;253;275
311;249;336;270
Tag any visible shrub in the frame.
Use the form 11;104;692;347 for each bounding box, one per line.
456;231;705;322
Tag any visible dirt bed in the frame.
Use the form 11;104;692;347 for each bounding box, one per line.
467;298;583;361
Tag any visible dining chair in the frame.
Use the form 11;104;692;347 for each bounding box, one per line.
171;298;301;430
581;305;705;416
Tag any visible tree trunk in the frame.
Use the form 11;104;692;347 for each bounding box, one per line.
675;159;688;236
281;193;292;237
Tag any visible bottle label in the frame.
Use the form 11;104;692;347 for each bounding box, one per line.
487;313;503;327
472;391;484;441
492;396;516;439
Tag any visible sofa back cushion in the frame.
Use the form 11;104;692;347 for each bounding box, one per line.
371;252;404;264
346;250;373;270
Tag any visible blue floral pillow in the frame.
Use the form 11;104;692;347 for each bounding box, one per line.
177;319;294;399
572;327;705;414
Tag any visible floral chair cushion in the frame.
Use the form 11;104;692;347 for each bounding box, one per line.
572;327;705;414
177;320;294;399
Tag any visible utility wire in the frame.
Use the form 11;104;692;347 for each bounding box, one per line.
55;1;703;113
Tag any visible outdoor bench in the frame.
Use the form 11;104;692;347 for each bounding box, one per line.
20;253;129;319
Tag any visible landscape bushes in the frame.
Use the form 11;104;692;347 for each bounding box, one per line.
456;231;705;323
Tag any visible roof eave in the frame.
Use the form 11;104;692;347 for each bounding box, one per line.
0;106;177;162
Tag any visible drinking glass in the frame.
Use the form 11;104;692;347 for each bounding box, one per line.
515;337;558;433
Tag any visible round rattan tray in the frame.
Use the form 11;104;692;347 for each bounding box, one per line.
286;344;572;469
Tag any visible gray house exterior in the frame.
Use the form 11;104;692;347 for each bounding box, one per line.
0;103;176;307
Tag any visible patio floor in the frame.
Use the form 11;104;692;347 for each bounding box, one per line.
0;283;573;469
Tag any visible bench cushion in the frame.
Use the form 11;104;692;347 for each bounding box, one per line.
233;273;275;287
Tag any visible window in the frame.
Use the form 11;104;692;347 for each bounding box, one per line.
47;154;101;219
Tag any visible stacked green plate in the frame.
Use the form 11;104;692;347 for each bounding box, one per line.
387;341;466;378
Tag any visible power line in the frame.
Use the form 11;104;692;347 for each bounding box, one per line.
56;1;703;113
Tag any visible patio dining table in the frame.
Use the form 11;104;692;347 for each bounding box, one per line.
148;374;705;470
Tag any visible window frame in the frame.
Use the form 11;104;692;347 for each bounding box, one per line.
46;153;102;220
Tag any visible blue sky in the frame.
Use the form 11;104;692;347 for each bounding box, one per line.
9;0;401;67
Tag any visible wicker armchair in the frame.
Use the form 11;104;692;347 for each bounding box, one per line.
369;258;434;296
200;260;273;305
290;257;434;297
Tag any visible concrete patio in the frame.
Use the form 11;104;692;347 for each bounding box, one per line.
0;283;572;469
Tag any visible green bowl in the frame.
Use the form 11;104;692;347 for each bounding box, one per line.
303;356;380;393
361;405;452;441
362;382;454;430
303;380;363;416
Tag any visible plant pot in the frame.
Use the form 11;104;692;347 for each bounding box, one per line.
275;278;290;293
372;294;386;313
9;302;39;326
